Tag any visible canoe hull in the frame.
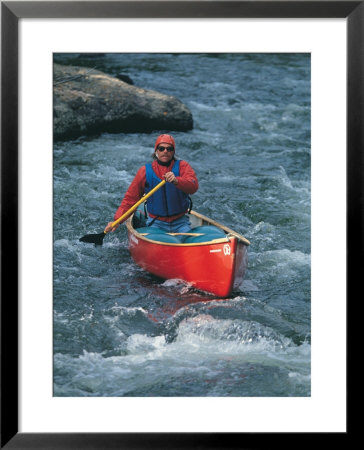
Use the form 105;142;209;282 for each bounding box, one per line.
126;212;248;297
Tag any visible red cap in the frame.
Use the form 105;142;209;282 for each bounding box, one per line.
154;134;175;151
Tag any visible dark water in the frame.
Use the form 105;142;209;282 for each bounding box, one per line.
53;53;311;397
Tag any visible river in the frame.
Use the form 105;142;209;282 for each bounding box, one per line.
53;53;311;397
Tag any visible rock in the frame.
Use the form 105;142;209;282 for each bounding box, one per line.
115;73;134;85
53;64;193;141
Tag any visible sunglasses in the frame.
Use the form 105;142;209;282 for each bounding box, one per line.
157;146;174;152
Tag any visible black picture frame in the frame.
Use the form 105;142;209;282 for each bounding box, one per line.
1;1;357;448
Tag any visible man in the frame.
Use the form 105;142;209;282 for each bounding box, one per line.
105;134;198;234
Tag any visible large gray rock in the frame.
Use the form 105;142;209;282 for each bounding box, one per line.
53;64;193;140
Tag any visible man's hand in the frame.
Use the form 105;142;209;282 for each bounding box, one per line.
164;172;178;185
104;221;119;233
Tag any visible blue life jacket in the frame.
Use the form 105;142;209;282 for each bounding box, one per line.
145;161;190;217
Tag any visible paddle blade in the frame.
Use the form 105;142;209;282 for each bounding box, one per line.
79;231;106;246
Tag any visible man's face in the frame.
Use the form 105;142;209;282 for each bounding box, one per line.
155;143;175;164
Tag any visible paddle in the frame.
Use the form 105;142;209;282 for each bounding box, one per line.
79;179;166;246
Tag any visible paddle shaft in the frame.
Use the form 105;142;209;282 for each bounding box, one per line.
80;179;166;245
109;179;166;231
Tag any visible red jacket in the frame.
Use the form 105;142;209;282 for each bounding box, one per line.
114;159;198;223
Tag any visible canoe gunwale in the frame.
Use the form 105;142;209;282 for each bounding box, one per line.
189;210;250;246
125;209;250;247
129;229;231;247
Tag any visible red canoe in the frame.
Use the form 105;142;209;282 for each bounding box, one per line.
126;210;250;298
